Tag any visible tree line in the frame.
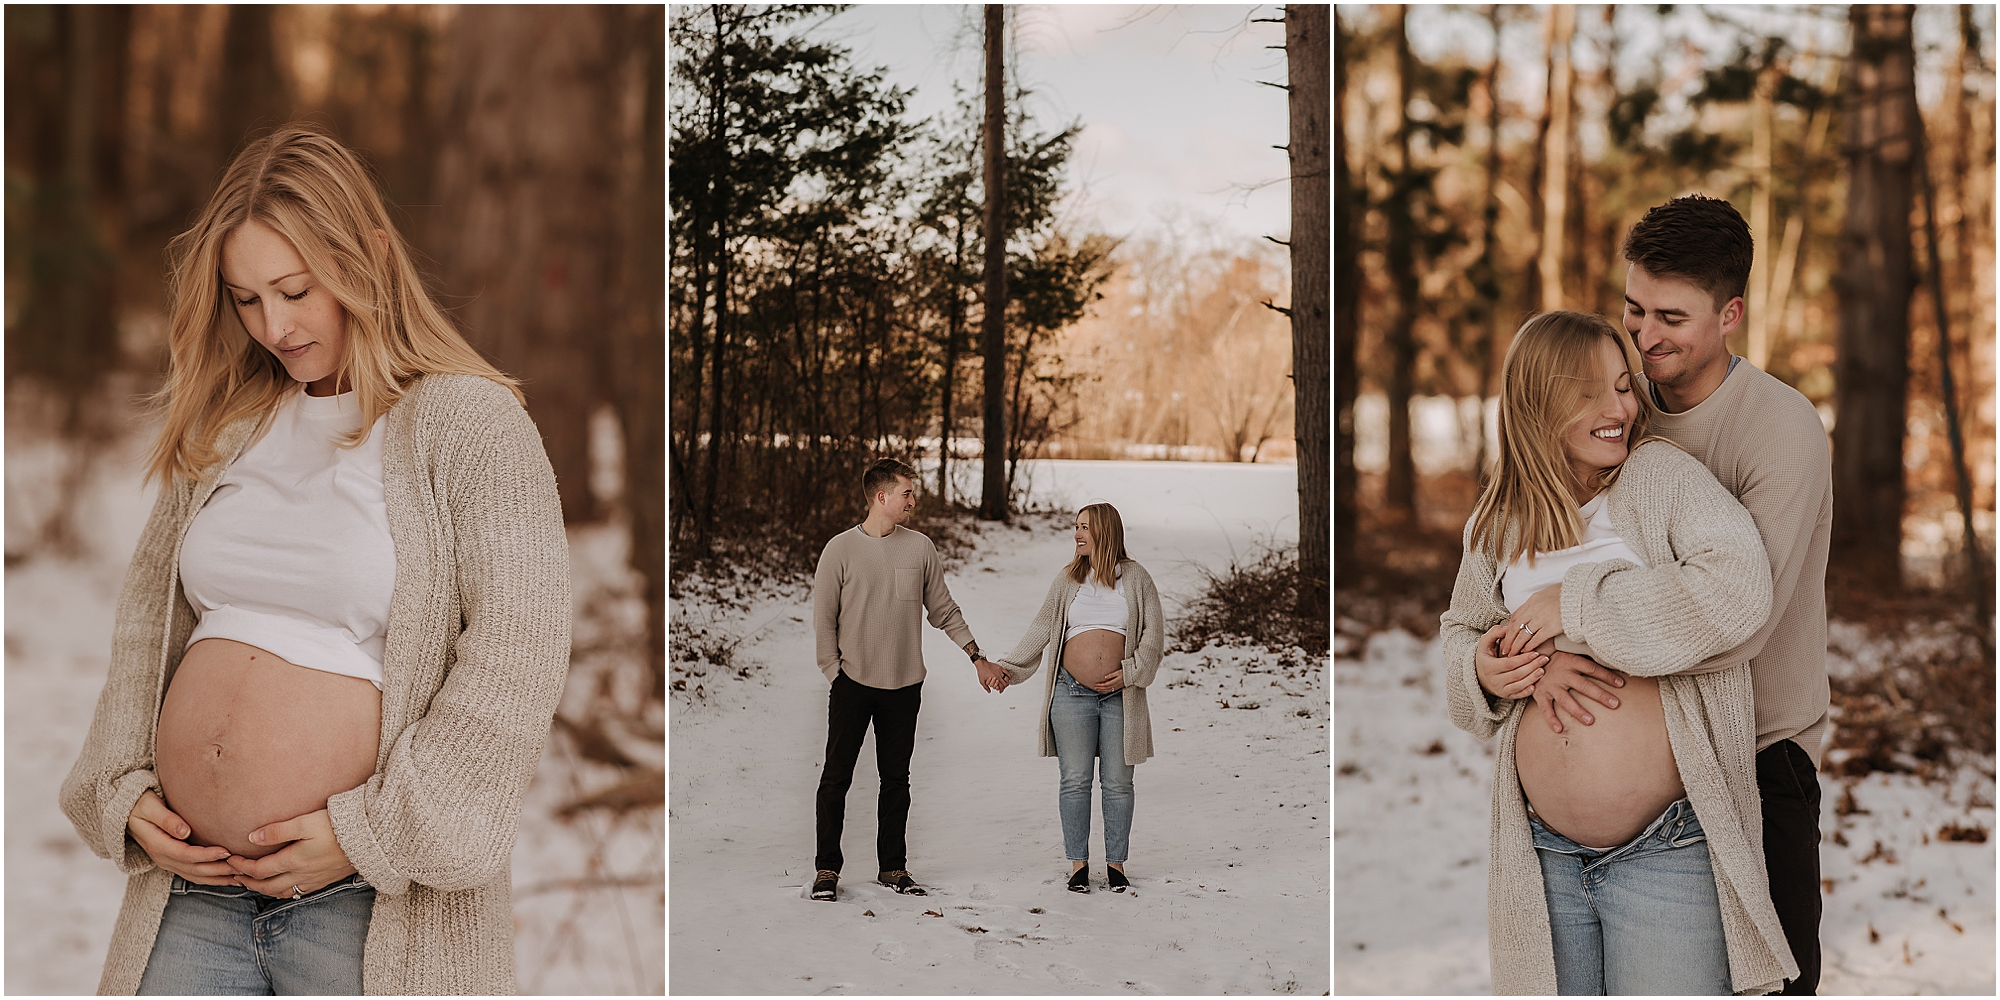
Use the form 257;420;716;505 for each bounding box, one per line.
1335;4;1994;607
5;5;668;687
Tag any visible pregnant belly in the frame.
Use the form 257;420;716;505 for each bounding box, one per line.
1059;629;1125;687
1513;673;1684;849
155;638;381;859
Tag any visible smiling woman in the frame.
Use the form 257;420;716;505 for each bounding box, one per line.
59;123;572;996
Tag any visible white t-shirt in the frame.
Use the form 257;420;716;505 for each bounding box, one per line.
1064;564;1128;643
1499;493;1648;660
180;388;395;688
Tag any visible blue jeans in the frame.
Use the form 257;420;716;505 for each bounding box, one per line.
1530;797;1731;995
137;874;374;995
1050;668;1135;864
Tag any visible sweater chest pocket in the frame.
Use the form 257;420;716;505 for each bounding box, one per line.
893;567;922;602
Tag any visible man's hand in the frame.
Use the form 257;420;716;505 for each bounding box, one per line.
1475;621;1549;700
127;790;238;886
1529;649;1626;734
975;658;1010;693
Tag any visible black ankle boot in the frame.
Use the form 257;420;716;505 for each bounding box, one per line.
1107;866;1129;892
1067;867;1090;893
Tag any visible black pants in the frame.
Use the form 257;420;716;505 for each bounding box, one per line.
1757;738;1822;995
814;670;922;874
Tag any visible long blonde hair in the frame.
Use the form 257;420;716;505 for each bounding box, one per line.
1067;502;1128;589
145;123;521;485
1467;310;1657;566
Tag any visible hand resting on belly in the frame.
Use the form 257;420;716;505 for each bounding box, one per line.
1060;629;1126;690
154;638;382;861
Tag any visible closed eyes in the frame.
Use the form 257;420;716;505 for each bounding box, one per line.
233;289;310;306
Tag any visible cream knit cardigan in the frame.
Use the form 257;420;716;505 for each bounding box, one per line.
995;559;1165;766
1442;440;1799;996
60;374;571;995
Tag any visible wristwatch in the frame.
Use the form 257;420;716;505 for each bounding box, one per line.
966;644;983;663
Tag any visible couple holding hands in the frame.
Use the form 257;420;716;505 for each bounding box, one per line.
809;459;1163;901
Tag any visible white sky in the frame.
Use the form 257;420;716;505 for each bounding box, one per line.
816;4;1294;249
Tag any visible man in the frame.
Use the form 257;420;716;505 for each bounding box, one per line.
808;459;1008;902
1493;194;1833;993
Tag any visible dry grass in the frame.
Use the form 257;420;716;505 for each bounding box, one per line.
1172;541;1329;658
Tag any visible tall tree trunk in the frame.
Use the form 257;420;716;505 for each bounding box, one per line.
979;4;1008;521
434;5;617;524
1473;4;1504;483
610;5;666;698
1286;3;1329;630
1536;4;1572;313
939;216;965;503
1832;3;1917;585
1333;9;1359;577
1523;5;1556;317
1383;6;1418;518
1746;61;1778;367
215;6;286;160
1915;99;1988;629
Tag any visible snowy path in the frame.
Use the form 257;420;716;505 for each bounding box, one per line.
668;461;1329;995
1334;630;1996;996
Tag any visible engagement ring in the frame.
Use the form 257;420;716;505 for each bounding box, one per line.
291;884;304;900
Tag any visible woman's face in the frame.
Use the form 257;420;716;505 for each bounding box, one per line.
1074;512;1093;555
220;219;349;396
1562;337;1639;481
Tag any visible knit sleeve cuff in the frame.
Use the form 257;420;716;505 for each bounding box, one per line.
327;783;411;896
103;769;161;875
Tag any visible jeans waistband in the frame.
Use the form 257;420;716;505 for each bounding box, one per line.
1529;796;1703;859
1056;667;1119;697
170;872;372;907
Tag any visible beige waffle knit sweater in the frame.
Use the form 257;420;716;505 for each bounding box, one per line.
1442;440;1798;996
1643;358;1834;766
813;525;977;689
994;560;1165;766
60;374;571;995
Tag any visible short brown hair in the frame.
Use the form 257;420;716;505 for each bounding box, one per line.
863;458;919;502
1620;194;1753;310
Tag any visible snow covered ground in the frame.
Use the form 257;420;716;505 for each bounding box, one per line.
5;420;663;995
1334;629;1996;996
668;460;1330;995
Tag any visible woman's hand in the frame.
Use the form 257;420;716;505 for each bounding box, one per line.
224;808;357;898
1501;584;1566;656
127;790;240;885
1475;622;1549;700
976;658;1011;693
1089;668;1124;694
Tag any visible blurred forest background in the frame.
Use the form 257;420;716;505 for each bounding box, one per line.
669;5;1327;650
5;5;663;991
1335;4;1996;775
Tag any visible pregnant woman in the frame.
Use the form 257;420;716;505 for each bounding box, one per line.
1441;311;1797;995
993;503;1165;893
60;124;570;995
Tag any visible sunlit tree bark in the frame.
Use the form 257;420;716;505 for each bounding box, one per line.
1832;3;1917;583
1285;2;1329;626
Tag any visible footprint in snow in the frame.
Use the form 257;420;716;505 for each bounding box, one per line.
1048;962;1096;988
872;940;905;962
969;883;996;900
974;938;1027;974
1122;981;1165;995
